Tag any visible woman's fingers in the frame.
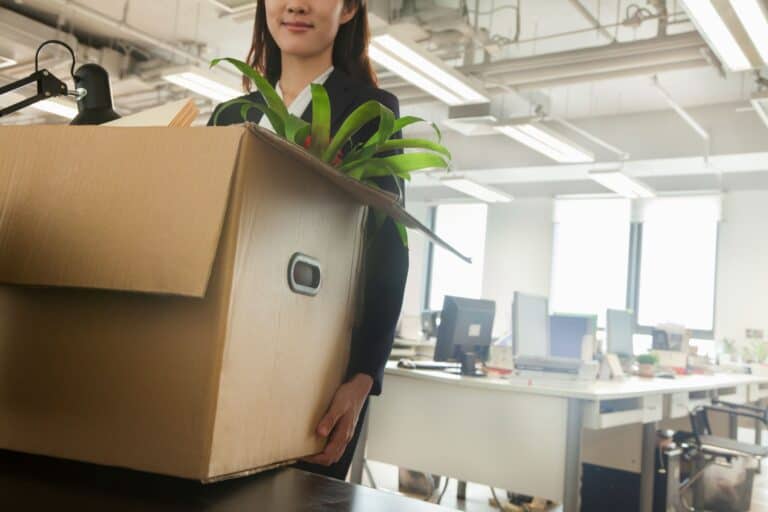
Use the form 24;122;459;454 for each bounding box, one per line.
306;413;353;466
317;396;346;437
324;413;355;464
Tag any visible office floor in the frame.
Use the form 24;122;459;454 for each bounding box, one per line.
365;461;560;512
365;427;768;512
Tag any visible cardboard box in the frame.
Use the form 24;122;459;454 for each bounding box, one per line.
0;123;462;481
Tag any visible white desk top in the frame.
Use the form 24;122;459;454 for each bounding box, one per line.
384;362;768;401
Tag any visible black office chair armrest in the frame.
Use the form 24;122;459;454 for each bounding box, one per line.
703;404;768;427
712;399;768;418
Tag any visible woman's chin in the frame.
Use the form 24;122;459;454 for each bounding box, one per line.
278;42;331;60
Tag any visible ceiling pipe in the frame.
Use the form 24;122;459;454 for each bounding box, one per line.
651;75;710;142
48;0;212;68
567;0;616;43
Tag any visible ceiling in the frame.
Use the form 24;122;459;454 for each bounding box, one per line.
0;0;766;199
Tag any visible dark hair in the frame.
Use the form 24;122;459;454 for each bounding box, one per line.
243;0;376;90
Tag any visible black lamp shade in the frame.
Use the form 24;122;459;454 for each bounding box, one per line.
70;63;121;126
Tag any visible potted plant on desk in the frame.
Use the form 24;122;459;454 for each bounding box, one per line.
636;353;658;378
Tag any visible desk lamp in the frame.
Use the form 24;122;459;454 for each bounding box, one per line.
0;39;120;125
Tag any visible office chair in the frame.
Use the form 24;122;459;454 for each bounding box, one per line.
664;401;768;512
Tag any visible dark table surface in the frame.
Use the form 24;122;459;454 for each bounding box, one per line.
0;450;451;511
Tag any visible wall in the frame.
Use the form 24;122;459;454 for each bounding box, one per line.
481;199;555;336
715;191;768;343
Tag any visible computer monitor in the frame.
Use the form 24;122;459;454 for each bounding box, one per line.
607;309;635;357
549;313;597;359
652;324;688;352
512;292;549;357
434;296;495;376
420;310;441;339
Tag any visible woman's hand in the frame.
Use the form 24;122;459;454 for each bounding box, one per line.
302;373;373;466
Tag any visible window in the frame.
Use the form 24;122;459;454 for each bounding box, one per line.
427;203;488;310
636;197;719;334
550;199;631;327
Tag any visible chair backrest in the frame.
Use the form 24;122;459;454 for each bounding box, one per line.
689;406;712;439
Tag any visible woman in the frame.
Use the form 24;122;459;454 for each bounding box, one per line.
207;0;408;480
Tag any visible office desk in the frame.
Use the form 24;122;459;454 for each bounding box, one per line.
0;449;450;512
364;364;768;512
391;337;436;360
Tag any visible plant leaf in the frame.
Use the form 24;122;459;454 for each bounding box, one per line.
362;115;425;148
212;97;249;127
395;222;409;247
284;115;310;144
378;153;448;175
309;83;331;156
372;209;387;231
373;138;451;159
222;99;285;134
322;100;382;163
210;57;289;120
365;208;390;251
340;158;411;181
370;104;395;150
294;123;311;147
430;121;442;143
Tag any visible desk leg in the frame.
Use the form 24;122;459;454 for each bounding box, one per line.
349;412;369;485
563;399;583;512
729;414;738;440
639;422;656;512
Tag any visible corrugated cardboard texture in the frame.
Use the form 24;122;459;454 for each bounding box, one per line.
0;125;242;297
207;131;364;477
0;179;240;479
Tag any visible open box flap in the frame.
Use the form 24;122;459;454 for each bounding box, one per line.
0;125;243;297
244;124;471;263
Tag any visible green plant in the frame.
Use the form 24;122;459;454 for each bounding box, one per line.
636;353;658;365
209;57;453;247
721;338;737;356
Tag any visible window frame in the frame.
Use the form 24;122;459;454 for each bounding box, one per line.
628;220;719;340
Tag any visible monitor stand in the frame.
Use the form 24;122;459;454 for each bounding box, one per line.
444;351;486;377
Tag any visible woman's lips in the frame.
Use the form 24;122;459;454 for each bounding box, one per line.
282;21;313;32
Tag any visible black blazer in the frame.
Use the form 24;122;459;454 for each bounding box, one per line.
207;69;409;395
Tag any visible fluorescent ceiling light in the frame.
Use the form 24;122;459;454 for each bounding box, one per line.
495;123;594;164
443;115;499;136
440;177;513;203
752;90;768;128
370;34;488;106
588;170;655;199
679;0;751;71
731;0;768;64
163;69;241;102
0;55;16;69
34;98;78;119
368;45;462;105
207;0;257;13
1;92;77;119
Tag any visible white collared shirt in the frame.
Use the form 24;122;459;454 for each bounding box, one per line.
258;65;335;133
